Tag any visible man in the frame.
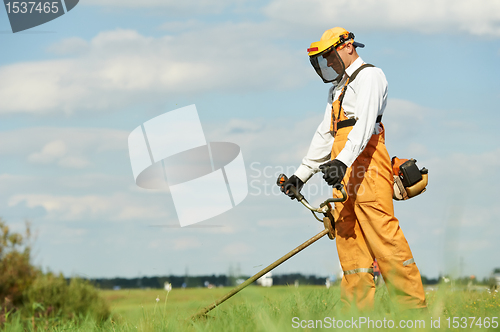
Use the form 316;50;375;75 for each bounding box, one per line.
280;27;426;310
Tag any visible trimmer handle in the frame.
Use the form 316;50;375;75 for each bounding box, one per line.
276;173;304;201
277;173;347;214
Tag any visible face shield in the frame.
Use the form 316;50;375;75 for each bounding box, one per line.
308;30;363;84
309;45;345;84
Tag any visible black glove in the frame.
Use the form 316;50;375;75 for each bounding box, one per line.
279;175;304;200
319;159;347;187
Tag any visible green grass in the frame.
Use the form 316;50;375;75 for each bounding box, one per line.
2;285;499;331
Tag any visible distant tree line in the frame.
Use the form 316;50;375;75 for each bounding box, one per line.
89;273;443;289
90;273;331;289
89;273;496;290
91;275;230;289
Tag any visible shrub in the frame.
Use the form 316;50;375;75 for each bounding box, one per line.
25;273;110;321
0;218;110;325
0;220;38;312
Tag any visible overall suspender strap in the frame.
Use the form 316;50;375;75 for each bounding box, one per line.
332;64;381;136
349;63;375;81
332;77;350;136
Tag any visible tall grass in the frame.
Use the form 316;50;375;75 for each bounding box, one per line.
2;285;499;331
118;285;500;331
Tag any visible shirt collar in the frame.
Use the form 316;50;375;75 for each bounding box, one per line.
345;56;364;78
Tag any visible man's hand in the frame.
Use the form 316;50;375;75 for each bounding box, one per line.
320;159;347;187
279;175;304;200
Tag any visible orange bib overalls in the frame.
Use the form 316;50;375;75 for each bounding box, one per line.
330;70;427;310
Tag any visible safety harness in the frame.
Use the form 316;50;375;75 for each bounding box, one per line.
331;64;382;136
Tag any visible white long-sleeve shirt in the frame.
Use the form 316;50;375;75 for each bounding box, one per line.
295;57;388;182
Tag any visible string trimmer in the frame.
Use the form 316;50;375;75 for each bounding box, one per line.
191;174;347;320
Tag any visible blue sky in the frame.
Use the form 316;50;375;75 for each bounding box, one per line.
1;0;500;280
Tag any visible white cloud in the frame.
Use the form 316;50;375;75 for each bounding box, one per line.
82;0;500;38
0;60;76;114
0;26;307;115
264;0;500;37
28;140;67;164
27;140;90;168
0;127;128;168
3;0;497;116
0;173;134;203
8;192;171;222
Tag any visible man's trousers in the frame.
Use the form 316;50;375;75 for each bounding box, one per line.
331;124;427;310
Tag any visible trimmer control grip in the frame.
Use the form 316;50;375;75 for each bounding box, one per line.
276;173;287;186
276;173;304;201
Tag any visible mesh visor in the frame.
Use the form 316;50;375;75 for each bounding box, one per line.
309;46;345;84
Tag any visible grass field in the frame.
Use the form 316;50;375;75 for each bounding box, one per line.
3;284;500;331
102;284;500;331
